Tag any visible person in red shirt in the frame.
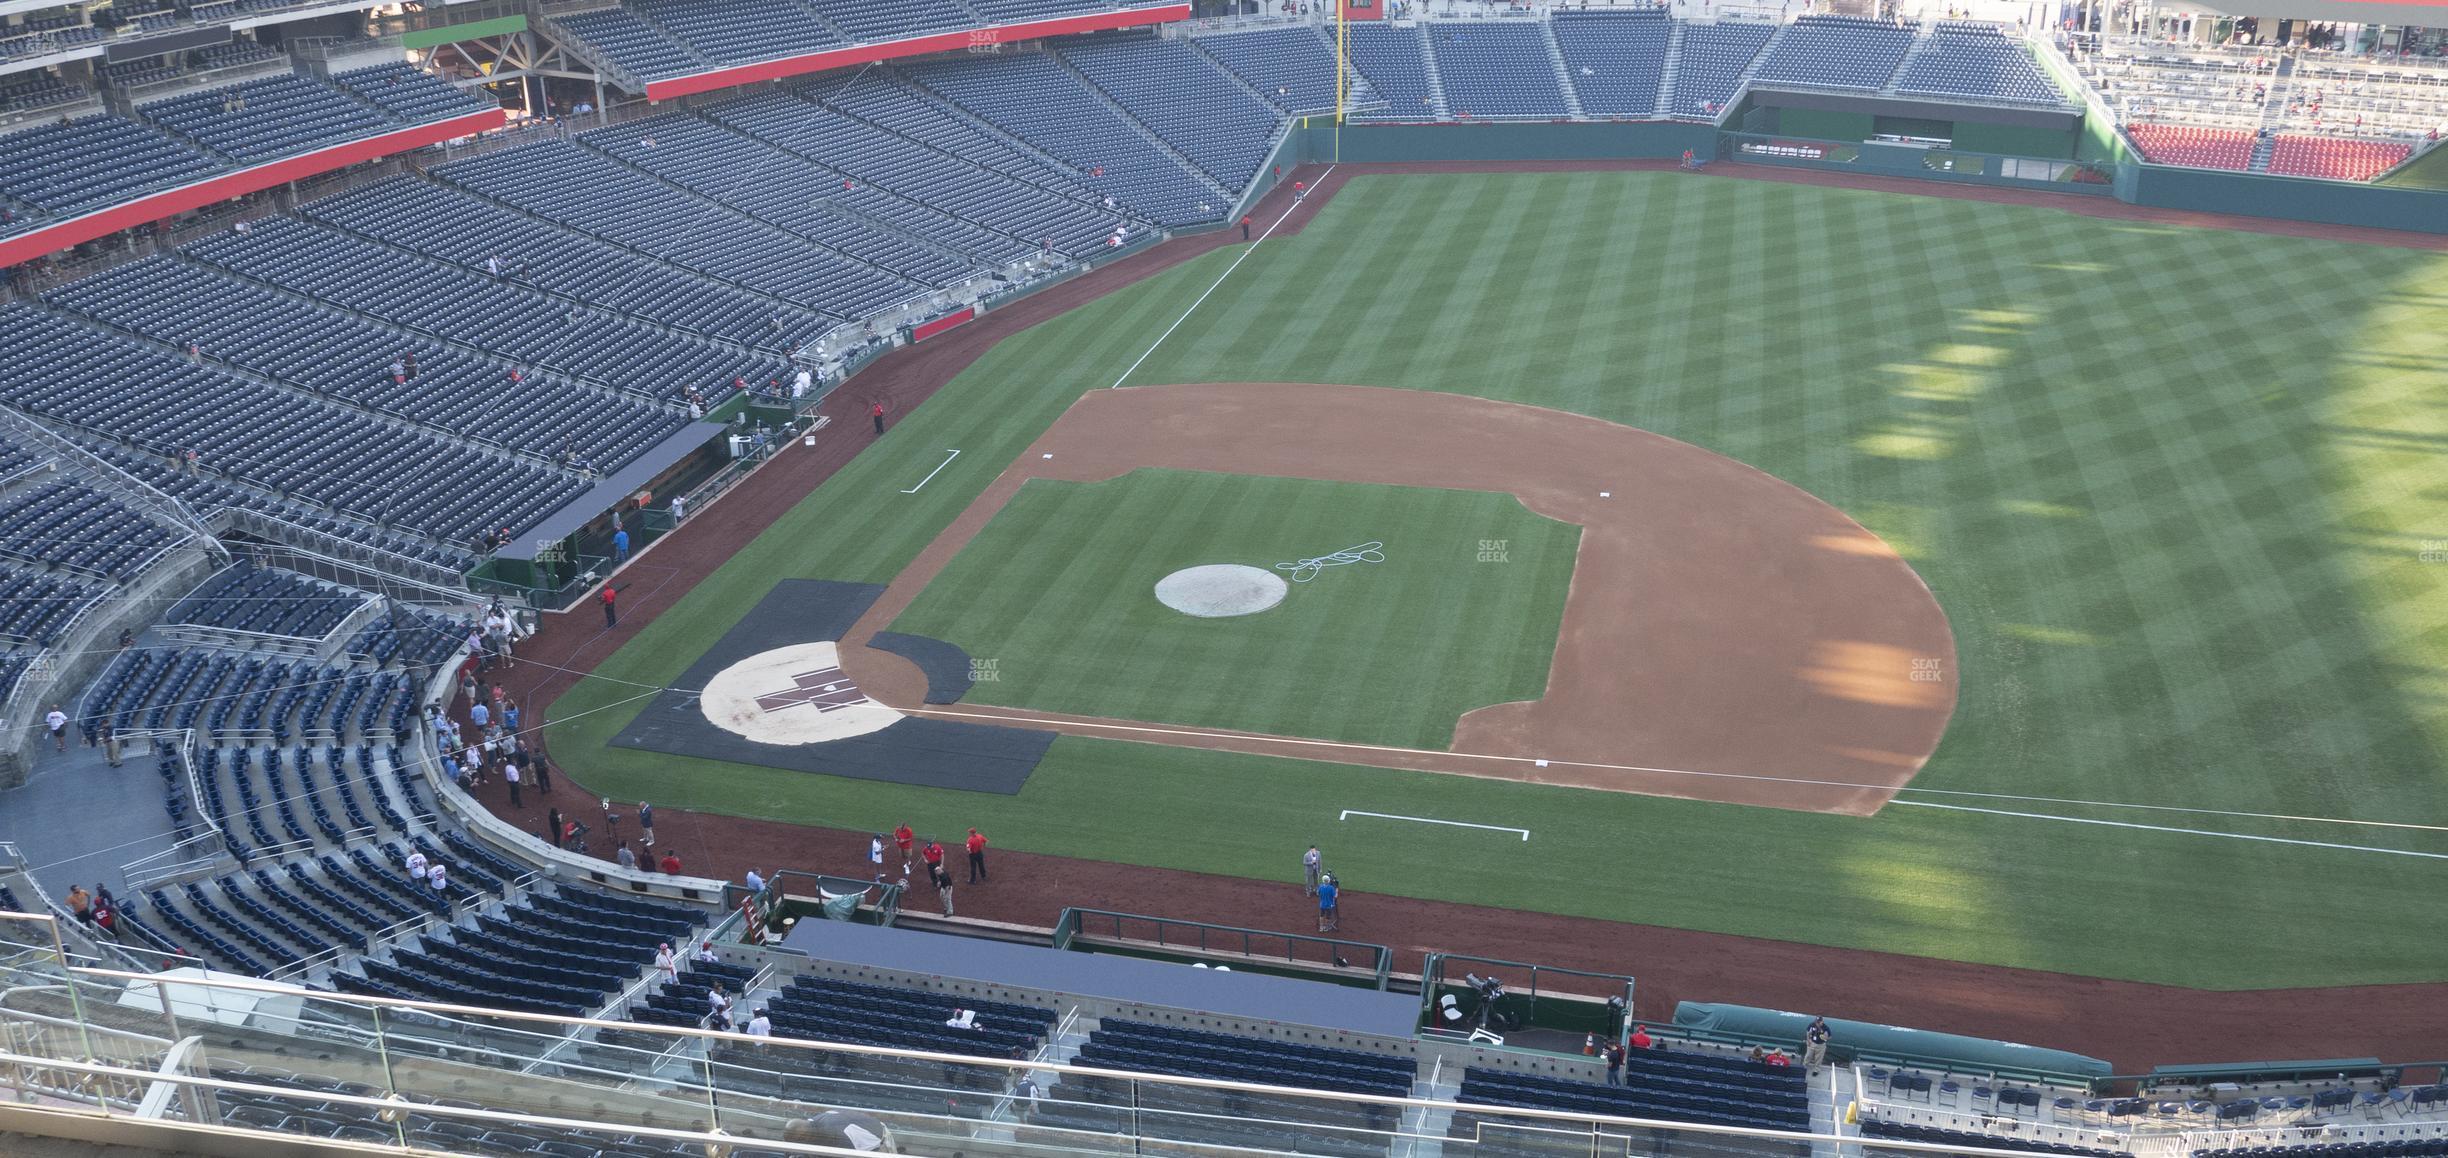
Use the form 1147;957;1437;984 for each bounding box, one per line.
1239;214;1252;241
964;828;988;883
1628;1024;1652;1050
921;839;945;877
892;823;914;872
1293;180;1306;203
659;849;682;874
871;399;887;435
600;584;618;629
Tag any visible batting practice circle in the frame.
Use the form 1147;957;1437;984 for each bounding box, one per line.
699;641;902;745
1154;564;1290;618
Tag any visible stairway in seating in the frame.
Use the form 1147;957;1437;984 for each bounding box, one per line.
2249;53;2294;171
1655;19;1685;118
1882;24;1941;95
1416;24;1451;118
1541;21;1586;119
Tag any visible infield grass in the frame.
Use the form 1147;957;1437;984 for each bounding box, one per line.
552;171;2448;989
888;469;1578;747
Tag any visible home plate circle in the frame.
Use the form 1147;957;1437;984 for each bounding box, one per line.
699;642;902;745
1155;564;1289;618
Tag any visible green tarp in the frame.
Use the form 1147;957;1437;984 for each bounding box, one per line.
1673;1002;2113;1080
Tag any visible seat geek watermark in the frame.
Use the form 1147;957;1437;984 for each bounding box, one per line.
969;658;1001;683
1477;538;1509;563
2424;540;2447;564
1910;658;1944;683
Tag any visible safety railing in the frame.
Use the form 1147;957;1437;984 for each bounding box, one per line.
1055;906;1393;987
0;925;2162;1158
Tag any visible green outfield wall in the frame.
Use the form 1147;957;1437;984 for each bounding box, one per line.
1286;118;2445;237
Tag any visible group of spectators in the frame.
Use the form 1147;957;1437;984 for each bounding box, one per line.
865;823;990;917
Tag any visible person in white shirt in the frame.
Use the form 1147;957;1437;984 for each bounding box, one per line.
427;862;448;894
654;943;676;980
405;850;428;881
746;1009;772;1040
693;940;720;965
44;707;67;751
744;869;765;895
944;1008;979;1030
707;986;733;1031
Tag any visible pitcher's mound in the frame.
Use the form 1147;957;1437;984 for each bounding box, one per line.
1156;564;1289;618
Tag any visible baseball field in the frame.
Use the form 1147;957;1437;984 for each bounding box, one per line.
548;169;2448;992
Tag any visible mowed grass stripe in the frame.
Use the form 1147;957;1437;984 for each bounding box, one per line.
551;172;2448;987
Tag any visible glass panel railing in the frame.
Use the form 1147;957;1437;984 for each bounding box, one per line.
0;933;2070;1158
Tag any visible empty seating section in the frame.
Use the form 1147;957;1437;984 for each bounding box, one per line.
180;214;745;425
302;177;816;354
337;889;702;1016
1;17;100;63
193;39;284;71
1061;35;1278;188
0;69;85;113
1863;1119;2122;1157
0;479;179;579
553;7;704;80
711;83;1112;256
69;436;477;580
1084;1019;1412;1094
102;56;184;89
1347;23;1439;120
579;115;971;284
2125;123;2253;170
1553;10;1668;118
0;115;217;224
905;52;1222;224
46;255;664;480
804;0;975;43
0;304;583;541
1899;24;2062;104
1751;16;1915;91
1195;26;1338;114
330;63;488;122
2268;135;2412;181
0;564;105;644
173;564;364;638
1669;21;1771;116
347;607;470;668
760;974;1056;1060
141;74;392;162
433;141;921;319
2285;59;2448;139
1428;22;1570;119
633;0;842;65
2069;42;2269;130
1041;1021;1410;1157
210;1065;715;1155
968;0;1117;19
1460;1050;1810;1131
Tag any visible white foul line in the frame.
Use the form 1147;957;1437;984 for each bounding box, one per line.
1887;801;2448;860
1341;810;1528;841
1110;164;1335;391
899;449;961;494
899;704;2448;848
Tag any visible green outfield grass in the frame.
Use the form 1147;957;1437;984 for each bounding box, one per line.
552;171;2448;989
889;469;1578;747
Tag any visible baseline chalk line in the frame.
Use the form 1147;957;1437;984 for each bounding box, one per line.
1110;163;1336;391
1341;810;1528;841
900;449;961;494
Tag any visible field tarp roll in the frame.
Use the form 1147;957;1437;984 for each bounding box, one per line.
1673;1001;2113;1079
